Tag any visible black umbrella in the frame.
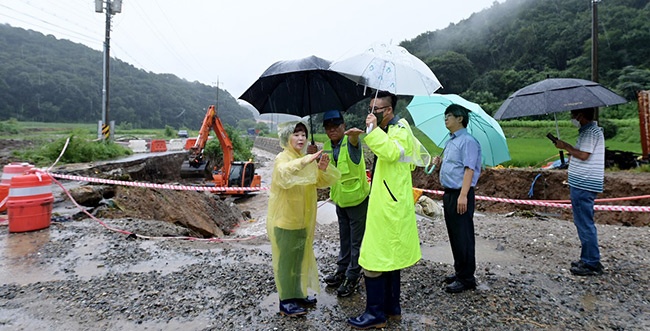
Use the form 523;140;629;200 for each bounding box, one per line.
239;55;369;142
494;78;627;120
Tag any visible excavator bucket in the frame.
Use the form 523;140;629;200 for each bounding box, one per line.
180;160;210;179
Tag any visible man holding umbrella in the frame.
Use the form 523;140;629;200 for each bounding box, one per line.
552;108;605;276
346;91;421;329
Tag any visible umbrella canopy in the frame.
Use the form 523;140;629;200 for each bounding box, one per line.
239;55;369;117
494;78;627;120
407;94;511;167
329;42;442;96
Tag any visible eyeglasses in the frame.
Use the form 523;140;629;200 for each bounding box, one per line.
444;114;455;119
368;105;390;113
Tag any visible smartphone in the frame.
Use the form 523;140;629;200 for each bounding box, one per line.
546;133;558;144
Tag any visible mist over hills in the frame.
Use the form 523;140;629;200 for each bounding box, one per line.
1;0;648;130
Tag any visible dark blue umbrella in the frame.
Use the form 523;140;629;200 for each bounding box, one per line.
239;55;368;117
239;55;369;143
494;78;627;120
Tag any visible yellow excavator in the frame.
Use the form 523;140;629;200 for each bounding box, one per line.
180;105;261;195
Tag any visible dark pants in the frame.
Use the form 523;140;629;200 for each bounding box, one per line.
443;188;476;286
335;197;368;280
274;227;307;300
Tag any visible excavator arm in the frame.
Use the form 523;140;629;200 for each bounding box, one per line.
181;105;261;194
182;105;233;178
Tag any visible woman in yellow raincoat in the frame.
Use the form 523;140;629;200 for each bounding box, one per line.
267;121;340;317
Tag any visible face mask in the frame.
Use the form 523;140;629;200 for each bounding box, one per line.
375;111;384;125
571;119;581;128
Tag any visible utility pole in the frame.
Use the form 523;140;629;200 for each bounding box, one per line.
95;0;122;141
592;0;600;120
213;77;222;106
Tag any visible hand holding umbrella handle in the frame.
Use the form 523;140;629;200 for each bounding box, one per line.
425;155;441;175
366;112;377;134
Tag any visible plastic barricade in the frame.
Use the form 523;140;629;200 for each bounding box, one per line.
168;139;184;151
128;140;148;153
150;139;167;153
184;138;198;150
8;171;53;232
0;162;34;212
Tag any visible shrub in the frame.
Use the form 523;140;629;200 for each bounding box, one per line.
16;129;132;166
0;118;21;134
599;119;618;139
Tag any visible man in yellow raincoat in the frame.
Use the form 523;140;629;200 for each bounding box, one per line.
347;91;422;329
266;121;341;317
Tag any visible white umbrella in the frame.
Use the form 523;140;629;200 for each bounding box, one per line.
329;42;442;96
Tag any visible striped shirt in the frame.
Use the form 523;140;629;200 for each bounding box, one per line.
568;122;605;193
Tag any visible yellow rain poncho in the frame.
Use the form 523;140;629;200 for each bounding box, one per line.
267;121;341;300
359;118;422;272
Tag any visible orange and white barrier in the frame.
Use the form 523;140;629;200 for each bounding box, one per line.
7;170;53;232
0;162;34;212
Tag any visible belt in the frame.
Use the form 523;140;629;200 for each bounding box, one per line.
443;187;474;193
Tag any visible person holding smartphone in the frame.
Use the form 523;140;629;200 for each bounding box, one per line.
551;108;605;276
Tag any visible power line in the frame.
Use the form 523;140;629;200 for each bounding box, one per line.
0;3;102;47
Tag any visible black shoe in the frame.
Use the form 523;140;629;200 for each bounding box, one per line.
443;274;457;284
324;272;345;287
570;262;603;276
445;280;476;293
294;295;317;307
571;260;580;268
279;300;307;317
337;277;360;297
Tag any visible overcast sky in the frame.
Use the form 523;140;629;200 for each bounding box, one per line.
0;0;501;100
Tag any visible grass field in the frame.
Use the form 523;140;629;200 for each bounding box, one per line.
3;120;645;168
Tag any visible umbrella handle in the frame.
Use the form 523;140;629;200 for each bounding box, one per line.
424;162;436;175
366;123;373;134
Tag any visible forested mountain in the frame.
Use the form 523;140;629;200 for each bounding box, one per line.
1;0;649;129
0;24;253;130
402;0;650;110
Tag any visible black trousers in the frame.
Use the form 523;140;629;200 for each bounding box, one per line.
442;188;476;286
335;196;368;280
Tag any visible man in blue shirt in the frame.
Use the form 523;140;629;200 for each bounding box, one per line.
433;104;482;293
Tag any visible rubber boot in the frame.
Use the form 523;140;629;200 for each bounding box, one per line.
279;299;307;317
384;270;401;320
347;275;387;329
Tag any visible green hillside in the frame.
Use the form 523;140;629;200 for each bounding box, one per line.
0;24;254;130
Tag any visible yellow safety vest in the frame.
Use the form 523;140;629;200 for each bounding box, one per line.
324;136;370;208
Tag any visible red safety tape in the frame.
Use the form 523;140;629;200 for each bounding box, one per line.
419;189;650;213
44;171;261;242
45;171;650;213
48;172;268;192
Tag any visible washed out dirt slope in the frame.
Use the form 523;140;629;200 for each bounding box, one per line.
412;167;650;227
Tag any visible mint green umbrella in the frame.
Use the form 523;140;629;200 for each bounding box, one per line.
407;94;510;167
